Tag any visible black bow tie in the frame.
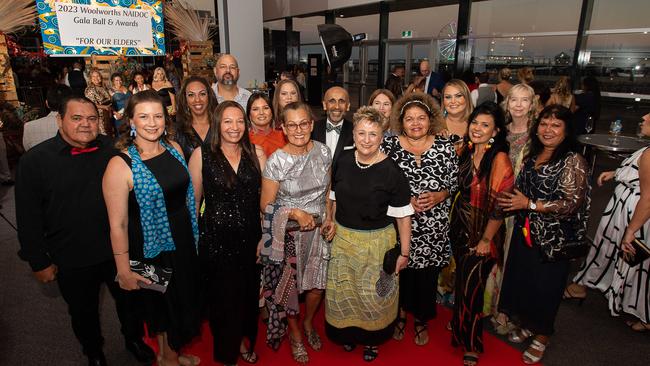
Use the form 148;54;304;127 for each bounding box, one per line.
326;122;342;134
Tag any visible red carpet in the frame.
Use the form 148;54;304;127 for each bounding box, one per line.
147;306;532;366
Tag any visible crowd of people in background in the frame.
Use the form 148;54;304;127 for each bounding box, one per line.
5;53;649;366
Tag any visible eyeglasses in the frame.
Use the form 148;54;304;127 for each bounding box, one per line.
284;121;312;132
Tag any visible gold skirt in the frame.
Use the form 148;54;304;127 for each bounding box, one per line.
325;224;398;331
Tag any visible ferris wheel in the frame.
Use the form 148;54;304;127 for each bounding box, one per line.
437;21;471;62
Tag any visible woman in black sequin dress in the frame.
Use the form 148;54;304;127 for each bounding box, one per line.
188;101;267;366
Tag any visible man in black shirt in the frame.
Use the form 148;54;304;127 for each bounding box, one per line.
15;96;154;366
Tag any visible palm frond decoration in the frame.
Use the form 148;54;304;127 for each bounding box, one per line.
164;0;214;42
0;0;36;34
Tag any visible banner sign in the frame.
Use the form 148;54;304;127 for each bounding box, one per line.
36;0;165;56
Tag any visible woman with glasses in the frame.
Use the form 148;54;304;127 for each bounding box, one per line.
260;101;335;364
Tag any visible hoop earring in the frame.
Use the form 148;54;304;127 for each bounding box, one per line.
486;137;494;150
130;125;137;138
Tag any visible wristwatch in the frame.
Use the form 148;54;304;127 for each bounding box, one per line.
528;199;537;211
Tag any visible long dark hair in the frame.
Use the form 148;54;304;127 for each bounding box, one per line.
207;101;261;187
526;104;578;165
463;101;509;180
115;90;175;151
175;76;219;146
246;92;274;127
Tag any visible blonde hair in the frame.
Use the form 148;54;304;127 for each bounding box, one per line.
390;92;444;136
153;67;168;82
441;79;474;122
498;68;512;82
89;68;104;87
502;83;537;126
353;106;383;128
517;67;534;84
552;76;572;97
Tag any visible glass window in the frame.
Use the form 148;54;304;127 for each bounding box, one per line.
470;0;582;34
590;0;650;30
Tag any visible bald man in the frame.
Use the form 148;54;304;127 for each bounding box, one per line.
311;86;354;164
417;60;444;97
211;53;251;108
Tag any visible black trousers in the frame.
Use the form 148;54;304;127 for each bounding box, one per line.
56;260;144;357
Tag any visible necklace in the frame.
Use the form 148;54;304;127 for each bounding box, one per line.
354;150;380;170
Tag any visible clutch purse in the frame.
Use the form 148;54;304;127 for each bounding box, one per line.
621;239;650;267
552;239;589;261
285;213;322;232
382;244;401;275
115;260;173;293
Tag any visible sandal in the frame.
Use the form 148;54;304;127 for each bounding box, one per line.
490;317;515;336
179;354;201;366
508;328;533;344
289;336;309;364
446;321;452;331
463;352;479;366
563;283;587;305
304;327;322;351
414;320;429;346
522;338;548;364
240;350;258;364
393;317;406;340
363;346;378;362
343;344;356;352
625;320;650;332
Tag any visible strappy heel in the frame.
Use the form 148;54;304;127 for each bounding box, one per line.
363;346;378;362
414;320;429;346
343;344;356;352
290;336;309;364
304;327;322;351
522;338;548;364
508;328;533;344
393;317;406;340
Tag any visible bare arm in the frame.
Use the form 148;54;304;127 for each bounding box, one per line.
102;156;150;290
475;218;505;256
254;145;267;173
188;146;203;216
260;177;279;212
622;149;650;252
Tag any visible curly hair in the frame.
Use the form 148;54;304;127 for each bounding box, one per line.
115;90;175;151
390;92;444;136
352;105;383;128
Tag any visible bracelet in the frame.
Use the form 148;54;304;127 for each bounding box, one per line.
480;237;490;243
113;250;129;256
400;253;409;258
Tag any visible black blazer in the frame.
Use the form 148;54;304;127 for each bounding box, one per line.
311;119;354;164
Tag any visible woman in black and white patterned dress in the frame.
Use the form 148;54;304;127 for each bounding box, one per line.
566;112;650;332
381;92;458;346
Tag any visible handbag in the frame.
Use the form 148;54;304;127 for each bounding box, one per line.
548;239;589;261
115;260;173;293
621;238;650;267
382;243;401;275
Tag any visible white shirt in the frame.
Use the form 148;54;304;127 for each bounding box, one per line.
424;73;431;94
22;111;59;151
325;118;342;156
211;83;252;109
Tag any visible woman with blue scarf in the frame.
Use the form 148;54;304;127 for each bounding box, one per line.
103;90;201;366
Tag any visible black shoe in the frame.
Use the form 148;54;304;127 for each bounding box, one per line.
125;339;155;364
87;353;108;366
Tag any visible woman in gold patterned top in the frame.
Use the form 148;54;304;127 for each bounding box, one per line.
85;68;113;136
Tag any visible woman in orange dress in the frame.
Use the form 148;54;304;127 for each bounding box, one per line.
247;92;286;157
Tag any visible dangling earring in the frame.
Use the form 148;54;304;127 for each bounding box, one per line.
163;128;168;136
467;140;474;150
486;137;494;150
130;125;137;138
443;109;448;117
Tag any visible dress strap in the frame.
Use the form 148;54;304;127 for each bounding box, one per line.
117;152;131;167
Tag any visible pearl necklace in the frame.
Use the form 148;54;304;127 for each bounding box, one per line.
354;150;380;170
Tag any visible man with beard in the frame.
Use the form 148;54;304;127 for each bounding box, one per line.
211;54;251;109
311;86;353;164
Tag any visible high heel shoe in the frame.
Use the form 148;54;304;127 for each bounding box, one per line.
290;336;309;364
625;320;650;332
522;338;548;364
